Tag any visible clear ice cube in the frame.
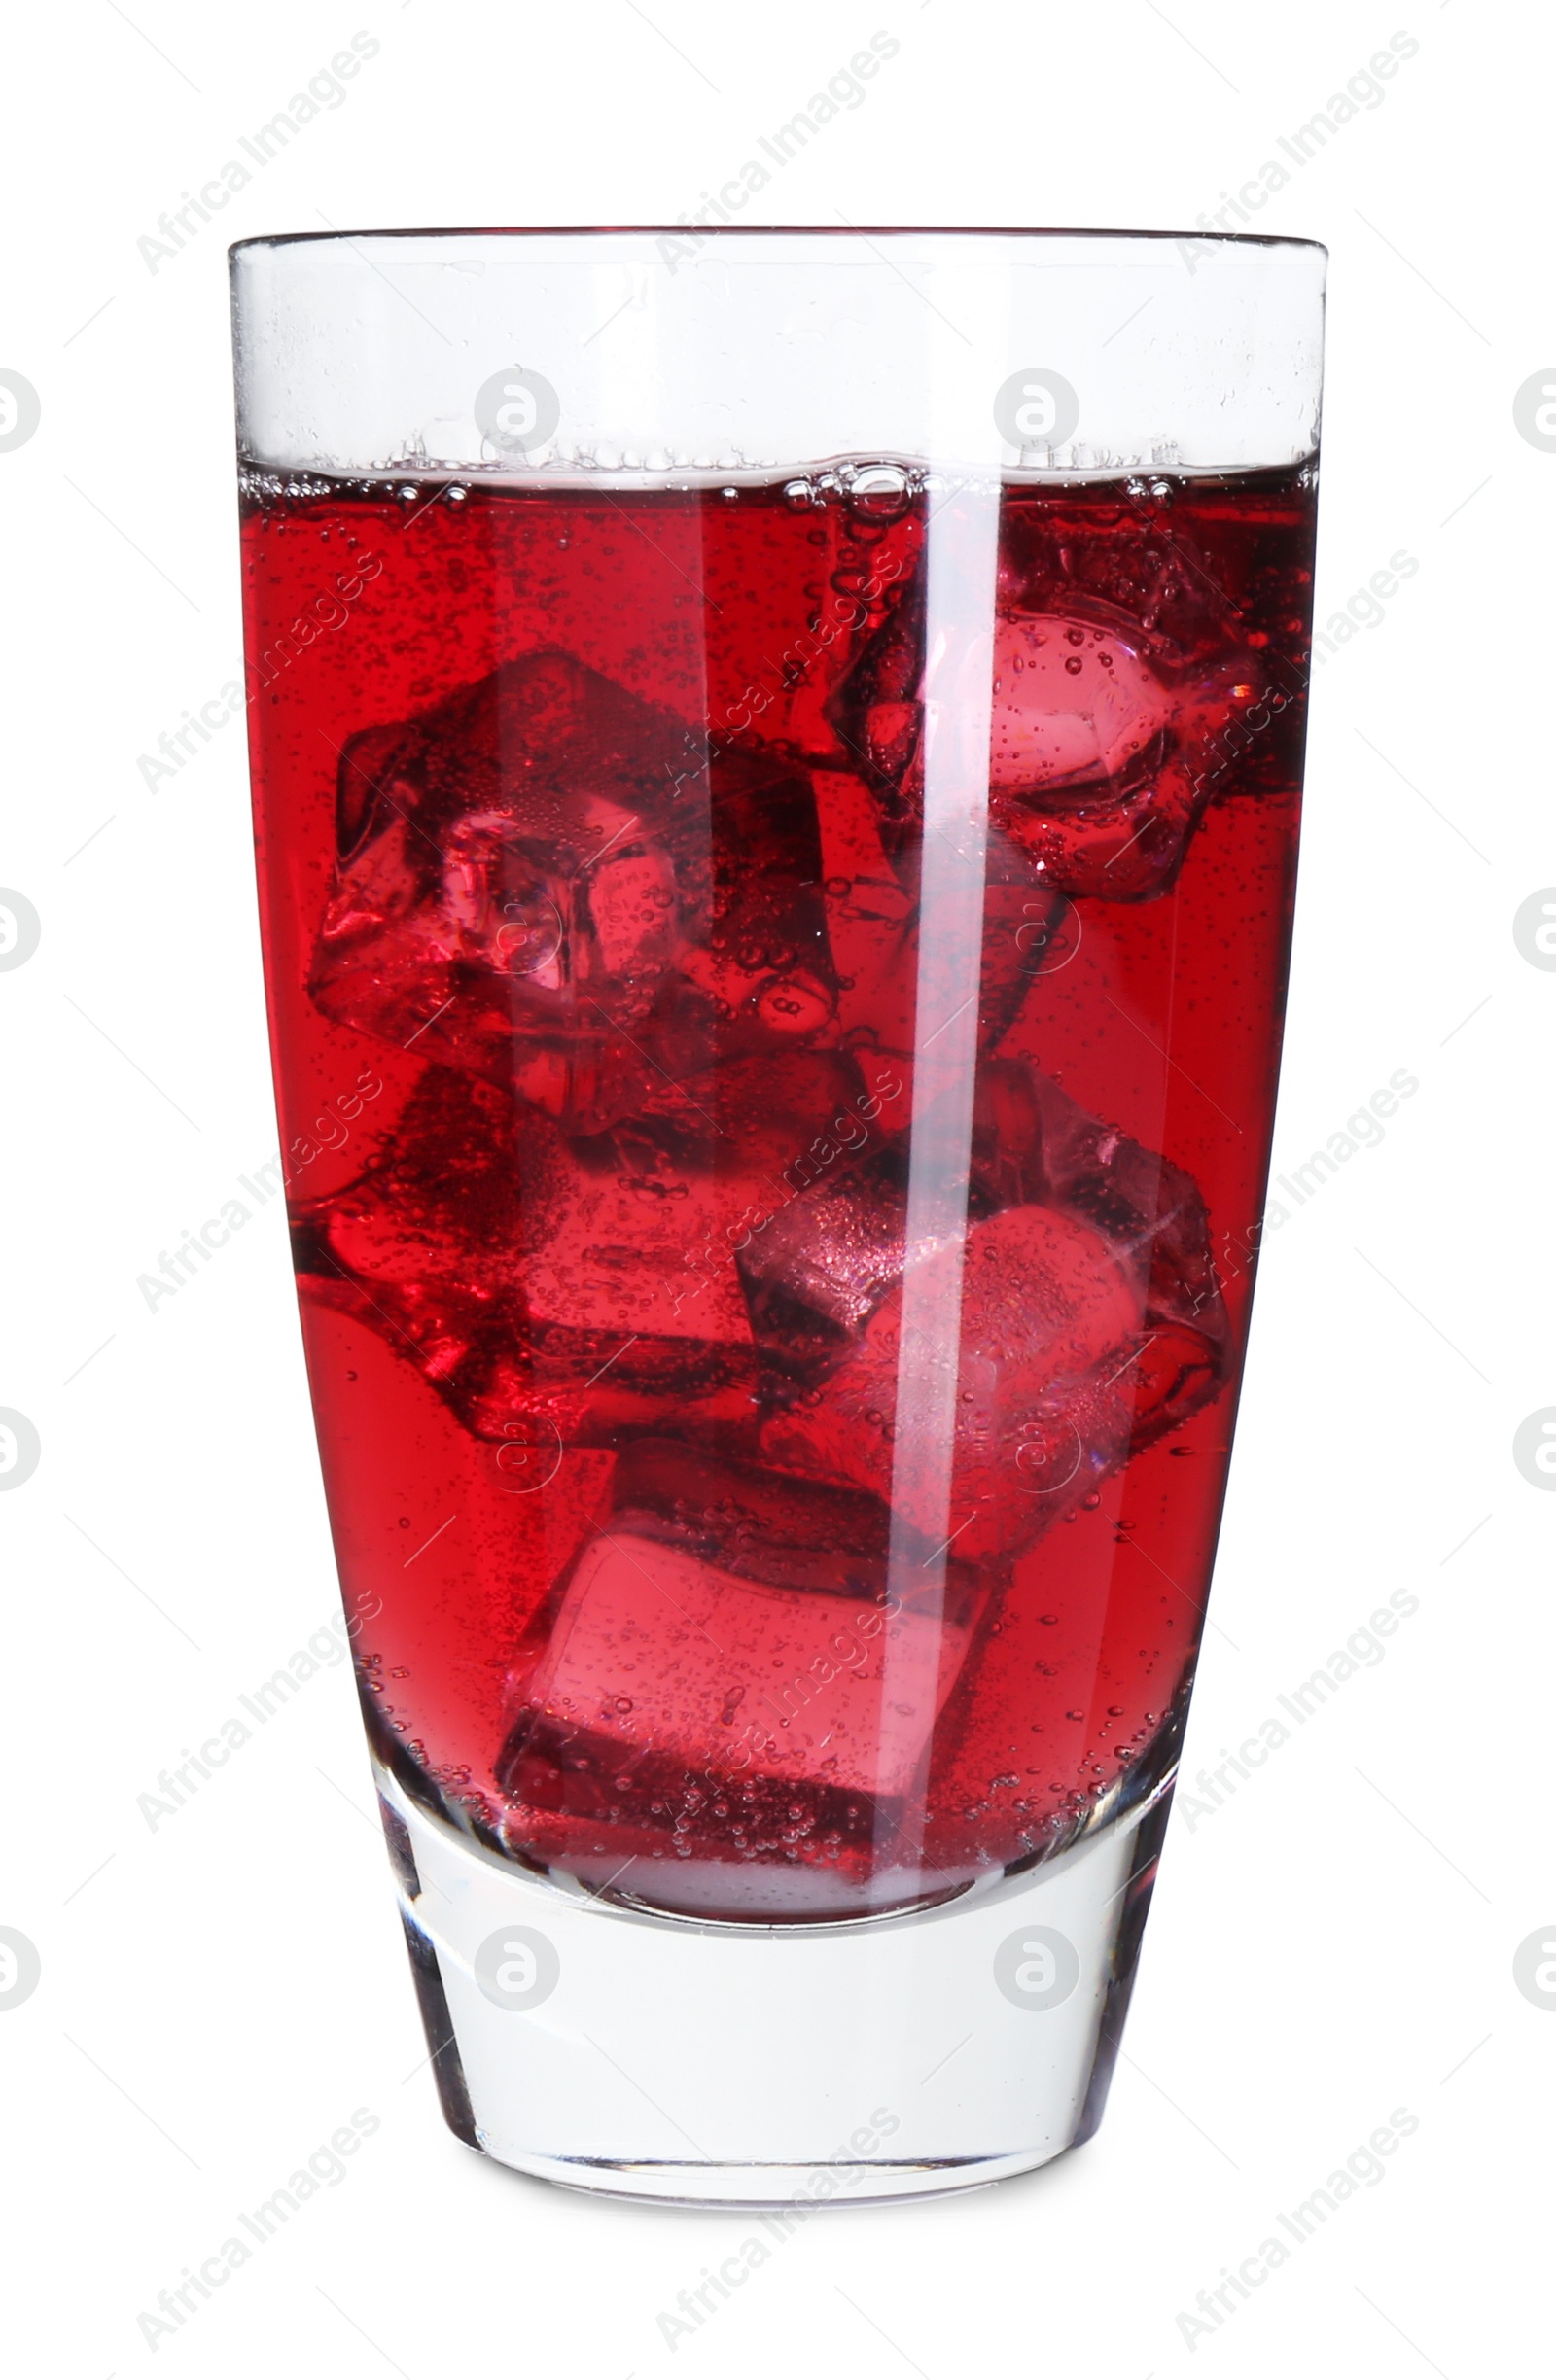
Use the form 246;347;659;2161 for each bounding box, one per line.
309;651;840;1133
496;1525;985;1826
760;1201;1144;1559
742;1056;1230;1556
833;570;1293;899
292;1053;877;1452
809;767;1066;1060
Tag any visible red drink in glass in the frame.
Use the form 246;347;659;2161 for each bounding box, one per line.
241;459;1314;1920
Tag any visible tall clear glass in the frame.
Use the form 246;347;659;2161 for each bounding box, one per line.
230;227;1324;2203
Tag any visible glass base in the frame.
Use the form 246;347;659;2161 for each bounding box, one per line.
376;1762;1173;2208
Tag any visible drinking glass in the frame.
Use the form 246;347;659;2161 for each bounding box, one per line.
230;226;1324;2203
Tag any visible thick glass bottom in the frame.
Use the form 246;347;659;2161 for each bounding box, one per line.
377;1760;1173;2206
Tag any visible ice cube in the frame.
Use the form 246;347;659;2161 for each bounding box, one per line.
309;651;840;1134
811;764;1068;1061
291;1054;879;1453
827;575;925;844
606;1438;900;1594
495;1526;985;1835
812;766;917;1051
833;571;1295;900
743;1055;1229;1555
760;1203;1144;1559
734;1136;921;1376
972;1058;1229;1434
984;614;1280;899
989;613;1175;793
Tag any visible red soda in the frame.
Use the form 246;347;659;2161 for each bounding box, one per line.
240;459;1315;1918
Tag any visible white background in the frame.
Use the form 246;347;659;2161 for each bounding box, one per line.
1;5;1547;2374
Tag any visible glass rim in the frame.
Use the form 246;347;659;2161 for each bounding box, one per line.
230;223;1328;262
